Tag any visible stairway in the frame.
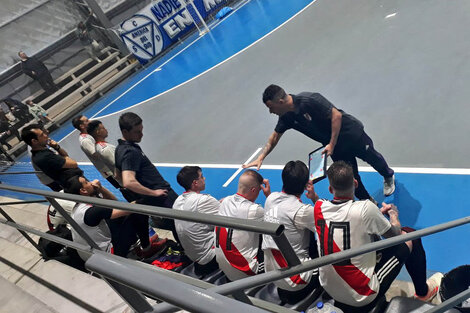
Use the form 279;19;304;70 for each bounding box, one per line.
5;48;140;160
0;196;131;313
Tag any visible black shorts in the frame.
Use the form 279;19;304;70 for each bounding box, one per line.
335;243;410;313
375;242;410;297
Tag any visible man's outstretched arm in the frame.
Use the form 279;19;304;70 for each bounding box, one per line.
243;131;283;170
322;107;342;156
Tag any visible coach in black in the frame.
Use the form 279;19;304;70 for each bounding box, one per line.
115;112;179;241
244;84;395;201
21;124;83;188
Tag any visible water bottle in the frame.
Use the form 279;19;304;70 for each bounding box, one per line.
306;301;344;313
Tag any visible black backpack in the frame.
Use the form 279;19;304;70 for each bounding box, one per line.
38;224;86;272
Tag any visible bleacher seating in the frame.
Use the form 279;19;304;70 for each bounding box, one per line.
2;47;140;159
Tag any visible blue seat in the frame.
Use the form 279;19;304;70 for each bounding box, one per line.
180;262;197;276
285;287;323;311
203;269;225;283
213;274;229;286
254;282;322;311
254;283;283;305
180;262;225;283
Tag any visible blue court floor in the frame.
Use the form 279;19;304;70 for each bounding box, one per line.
1;0;469;275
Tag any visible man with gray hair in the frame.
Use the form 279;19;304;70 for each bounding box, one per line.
215;170;270;281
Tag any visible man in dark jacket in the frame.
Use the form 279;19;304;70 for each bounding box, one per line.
0;118;18;150
4;98;32;124
19;51;58;93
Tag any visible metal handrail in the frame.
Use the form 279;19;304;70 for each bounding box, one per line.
0;183;303;265
2;183;469;313
426;288;470;313
0;200;48;205
0;214;153;312
0;215;90;253
0;216;296;313
86;253;270;313
152;216;470;313
0;171;42;175
0;184;283;236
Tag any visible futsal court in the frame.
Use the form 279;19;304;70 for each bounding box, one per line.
3;0;470;276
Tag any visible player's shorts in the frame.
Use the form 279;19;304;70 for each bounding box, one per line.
335;243;410;313
374;242;411;295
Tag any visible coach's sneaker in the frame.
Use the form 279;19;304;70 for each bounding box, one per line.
383;175;395;196
415;272;444;302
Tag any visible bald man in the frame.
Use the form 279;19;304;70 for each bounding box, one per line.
214;170;270;281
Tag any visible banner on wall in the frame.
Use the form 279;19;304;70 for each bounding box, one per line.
120;0;228;62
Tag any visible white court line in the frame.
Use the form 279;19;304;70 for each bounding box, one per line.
94;0;320;120
57;0;258;144
76;161;470;175
222;147;262;187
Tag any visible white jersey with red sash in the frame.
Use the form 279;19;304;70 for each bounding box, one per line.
262;192;317;291
95;141;122;185
71;202;112;260
173;192;219;265
313;199;391;306
79;134;112;178
215;194;264;281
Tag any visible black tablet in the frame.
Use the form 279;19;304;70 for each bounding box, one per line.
308;146;328;183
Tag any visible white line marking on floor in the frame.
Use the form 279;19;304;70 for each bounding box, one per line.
75;162;470;175
57;0;256;144
95;0;320;120
89;0;253;120
222;147;262;187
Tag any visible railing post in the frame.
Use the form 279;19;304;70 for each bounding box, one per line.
0;207;44;255
86;253;269;313
46;197;100;250
104;279;154;313
425;288;470;313
272;233;301;266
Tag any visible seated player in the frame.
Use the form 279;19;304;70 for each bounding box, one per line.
215;170;270;281
65;175;166;259
72;115;120;189
87;120;136;202
87;120;121;183
314;161;442;312
173;166;220;275
262;161;320;303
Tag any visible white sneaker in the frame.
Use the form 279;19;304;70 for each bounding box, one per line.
383;175;395;196
415;272;444;302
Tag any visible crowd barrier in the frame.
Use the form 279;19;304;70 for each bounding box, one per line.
0;173;469;313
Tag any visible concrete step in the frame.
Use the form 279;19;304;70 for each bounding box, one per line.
0;196;49;251
0;237;130;312
0;275;59;313
0;237;42;284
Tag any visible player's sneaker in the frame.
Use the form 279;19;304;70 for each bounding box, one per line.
136;238;167;259
415;272;444;302
383;175;395;196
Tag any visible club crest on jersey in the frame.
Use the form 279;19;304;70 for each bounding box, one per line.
303;113;312;121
